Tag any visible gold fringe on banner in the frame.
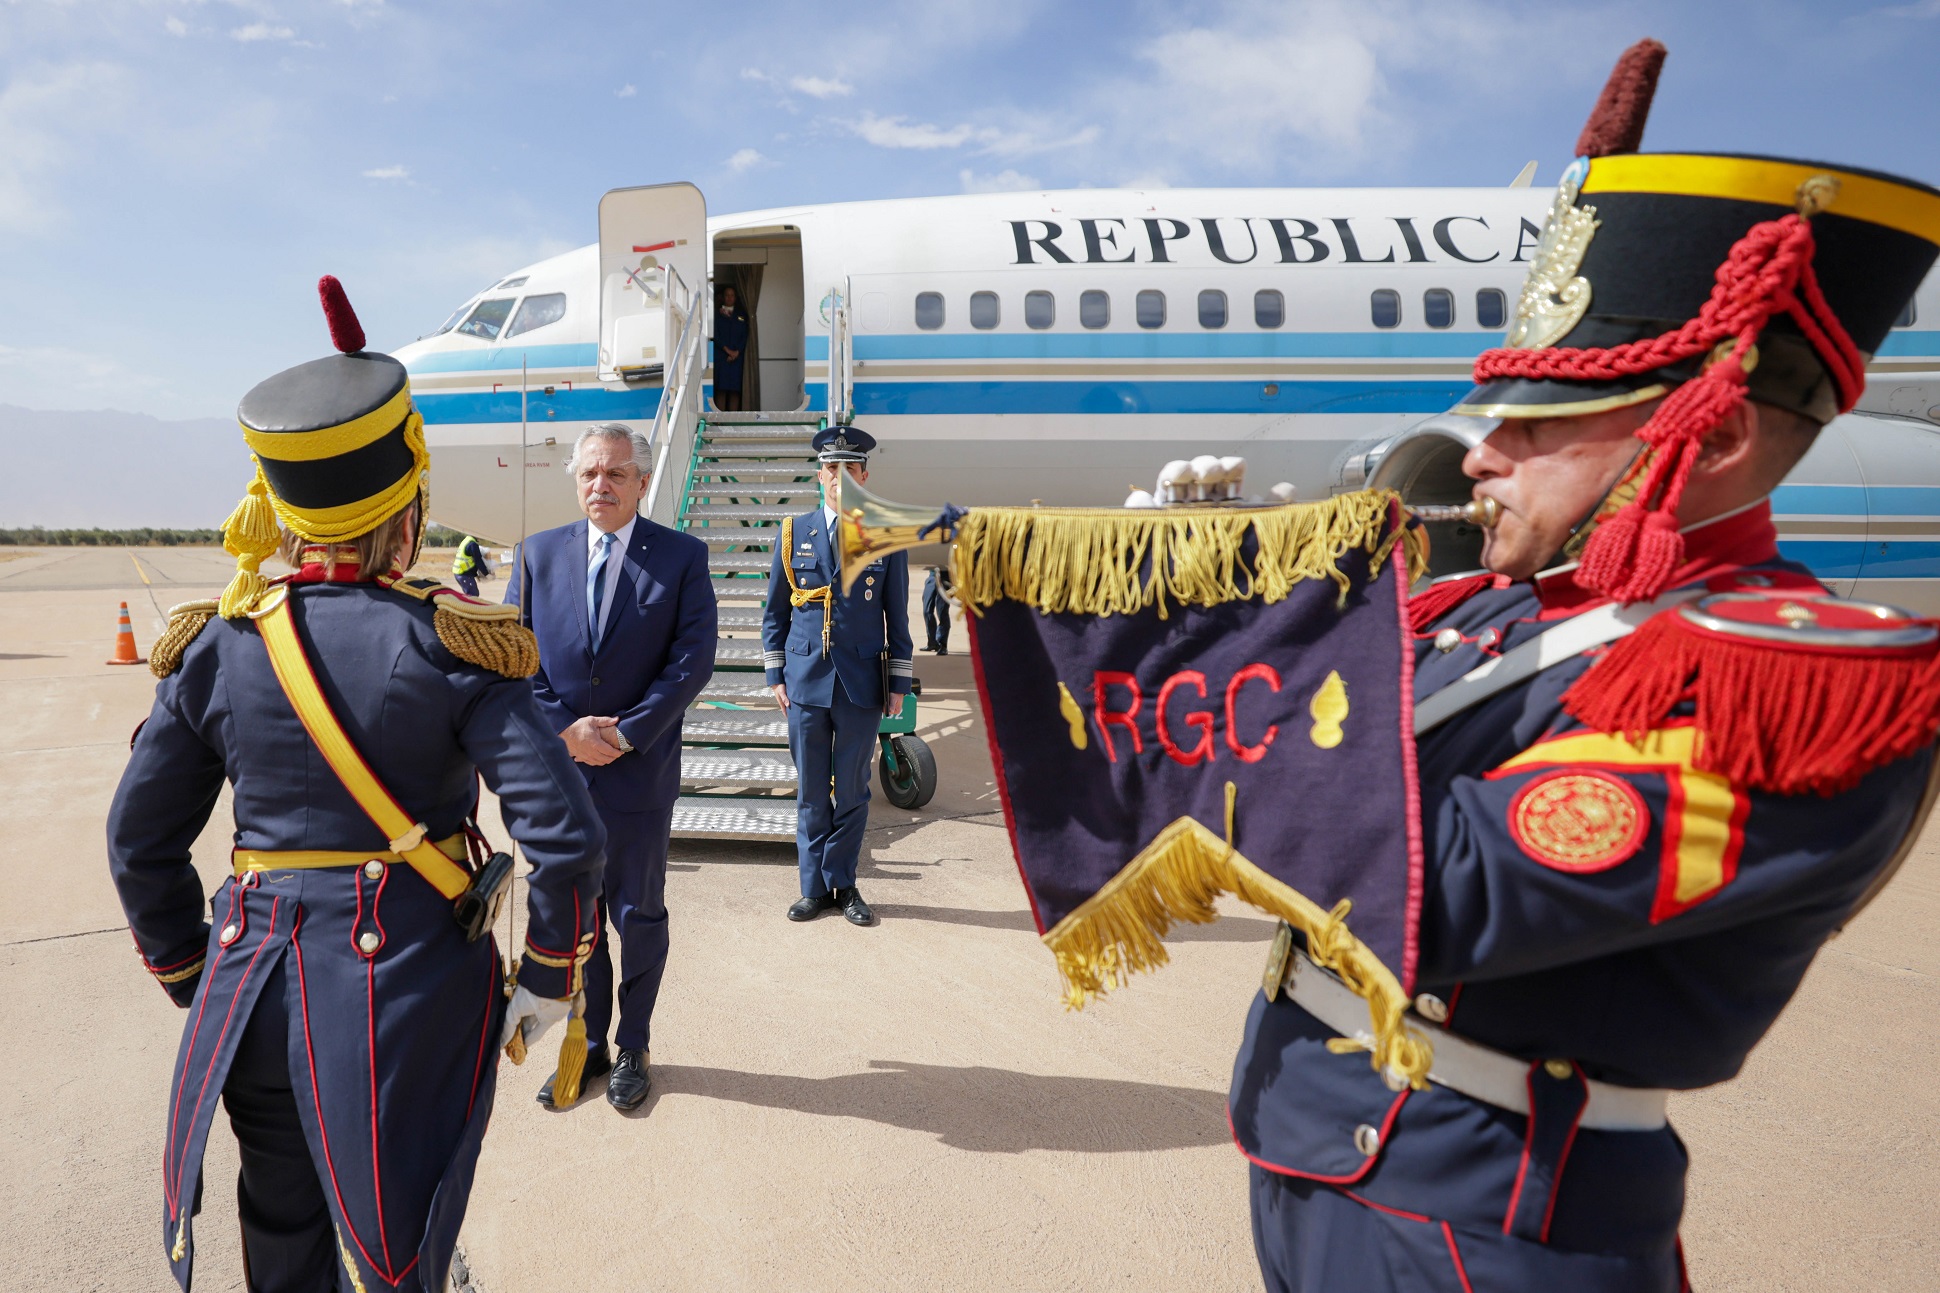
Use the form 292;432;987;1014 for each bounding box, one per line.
952;488;1426;620
1040;784;1433;1089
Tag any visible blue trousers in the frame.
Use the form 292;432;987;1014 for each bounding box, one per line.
787;692;879;897
582;805;671;1053
454;573;479;597
1250;1166;1685;1293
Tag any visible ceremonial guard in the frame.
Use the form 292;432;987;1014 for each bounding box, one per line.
763;424;913;925
107;278;604;1293
1231;43;1940;1290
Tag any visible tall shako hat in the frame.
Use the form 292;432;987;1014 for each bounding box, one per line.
218;276;430;617
1461;39;1940;604
813;422;876;465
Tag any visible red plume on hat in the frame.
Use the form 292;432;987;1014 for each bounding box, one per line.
1574;38;1666;159
318;275;367;354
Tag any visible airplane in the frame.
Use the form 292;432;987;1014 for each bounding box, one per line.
391;177;1940;611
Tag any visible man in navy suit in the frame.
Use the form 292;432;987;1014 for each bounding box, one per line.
764;424;914;926
507;423;716;1110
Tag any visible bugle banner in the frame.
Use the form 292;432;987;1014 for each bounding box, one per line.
957;491;1435;1084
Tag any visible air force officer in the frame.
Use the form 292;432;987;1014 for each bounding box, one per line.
508;424;716;1110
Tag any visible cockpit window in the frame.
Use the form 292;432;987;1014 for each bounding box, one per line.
456;297;516;341
496;276;528;290
434;298;478;336
505;293;567;339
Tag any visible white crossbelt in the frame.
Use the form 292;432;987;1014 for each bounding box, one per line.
1279;946;1670;1131
1412;590;1702;735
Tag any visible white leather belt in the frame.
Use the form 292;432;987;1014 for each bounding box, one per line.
1278;946;1670;1131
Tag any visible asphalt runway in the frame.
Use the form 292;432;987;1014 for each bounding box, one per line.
4;546;1935;1290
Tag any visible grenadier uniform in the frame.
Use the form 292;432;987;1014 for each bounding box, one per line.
107;279;604;1292
763;424;914;924
1232;44;1940;1290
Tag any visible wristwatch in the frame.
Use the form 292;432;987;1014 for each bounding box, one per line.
612;728;634;754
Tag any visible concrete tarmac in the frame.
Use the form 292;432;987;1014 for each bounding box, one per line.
3;545;1935;1290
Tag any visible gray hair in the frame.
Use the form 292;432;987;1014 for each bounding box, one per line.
564;423;653;477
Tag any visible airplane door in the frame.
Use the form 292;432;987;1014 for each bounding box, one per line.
597;183;707;384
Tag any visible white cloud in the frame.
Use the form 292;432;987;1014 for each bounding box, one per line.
850;113;983;150
958;168;1040;194
362;164;409;180
164;16;187;37
231;23;298;43
726;148;765;173
790;75;853;100
616;84;637;98
739;67;773;84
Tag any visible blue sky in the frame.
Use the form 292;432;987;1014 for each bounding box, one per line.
3;0;1938;421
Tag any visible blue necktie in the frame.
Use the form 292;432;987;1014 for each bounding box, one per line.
588;531;615;646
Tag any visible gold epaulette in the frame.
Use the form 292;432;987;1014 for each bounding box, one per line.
150;599;220;678
372;574;536;677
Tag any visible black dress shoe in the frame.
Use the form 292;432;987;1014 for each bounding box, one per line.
841;886;875;926
788;893;838;922
607;1048;651;1111
536;1040;611;1108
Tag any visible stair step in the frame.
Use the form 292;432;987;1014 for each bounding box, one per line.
695;674;776;703
686;486;817;501
680;749;797;788
714;638;764;666
696;444;822;460
694;529;779;546
717;606;765;631
687;504;803;521
683;708;791;744
703;425;816;442
670;795;798;841
709;552;773;573
703;411;825;425
690;464;819;481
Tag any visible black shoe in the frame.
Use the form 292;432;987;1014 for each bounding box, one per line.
788;893;838;922
536;1040;611;1108
936;646;949;656
840;886;875;926
607;1048;650;1111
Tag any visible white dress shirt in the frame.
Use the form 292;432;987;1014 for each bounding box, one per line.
588;514;637;640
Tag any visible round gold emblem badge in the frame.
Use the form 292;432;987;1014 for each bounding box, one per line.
1508;770;1647;873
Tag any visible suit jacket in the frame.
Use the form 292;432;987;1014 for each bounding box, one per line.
507;516;717;813
762;508;913;708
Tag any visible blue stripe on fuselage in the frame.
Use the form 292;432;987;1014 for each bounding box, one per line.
405;343;598;374
847;379;1472;416
413;387;661;423
812;332;1502;361
1772;484;1940;515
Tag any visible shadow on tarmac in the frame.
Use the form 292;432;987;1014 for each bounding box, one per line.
633;1059;1231;1152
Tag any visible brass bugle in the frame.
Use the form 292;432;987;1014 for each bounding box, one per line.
831;474;1500;595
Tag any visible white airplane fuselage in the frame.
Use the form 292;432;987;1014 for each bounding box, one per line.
392;186;1940;609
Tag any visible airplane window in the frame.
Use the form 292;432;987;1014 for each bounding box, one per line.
495;276;528;290
1025;291;1055;330
434;298;478;336
970;291;1001;330
456;297;516;341
1370;289;1401;329
1198;290;1228;329
915;292;945;330
1137;290;1166;329
1424;288;1455;329
1476;288;1507;329
1255;290;1285;329
1080;290;1110;329
504;293;567;339
1897;300;1919;327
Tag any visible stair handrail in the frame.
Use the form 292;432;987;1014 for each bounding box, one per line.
825;281;854;425
644;266;708;523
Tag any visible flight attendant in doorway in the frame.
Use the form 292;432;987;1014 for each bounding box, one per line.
714;285;749;412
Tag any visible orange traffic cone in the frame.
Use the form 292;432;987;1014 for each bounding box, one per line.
106;601;146;666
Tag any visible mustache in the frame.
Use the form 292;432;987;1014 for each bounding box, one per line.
587;492;619;505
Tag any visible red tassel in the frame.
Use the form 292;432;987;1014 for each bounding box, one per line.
1563;611;1940;796
1408;573;1496;633
1574;39;1668;159
318;275;366;354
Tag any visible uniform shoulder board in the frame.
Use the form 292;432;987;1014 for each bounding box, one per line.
380;574;448;602
1564;591;1940;796
374;574;535;676
149;600;220;678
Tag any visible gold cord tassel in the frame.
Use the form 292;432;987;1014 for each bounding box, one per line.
952;489;1426;620
219;469;282;618
549;1011;589;1106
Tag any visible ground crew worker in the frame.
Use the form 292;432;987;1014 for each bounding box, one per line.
1230;42;1940;1290
452;532;493;595
106;277;604;1293
763;423;913;926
